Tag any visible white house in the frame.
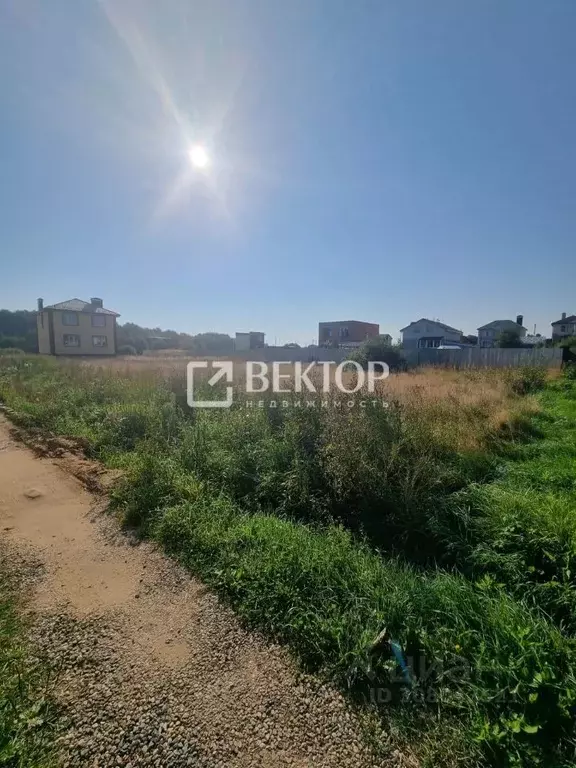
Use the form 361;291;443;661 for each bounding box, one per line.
477;316;527;348
400;319;462;349
551;313;576;341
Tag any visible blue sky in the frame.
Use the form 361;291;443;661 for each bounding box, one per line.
1;0;574;344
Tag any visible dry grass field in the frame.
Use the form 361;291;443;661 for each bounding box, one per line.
84;354;542;454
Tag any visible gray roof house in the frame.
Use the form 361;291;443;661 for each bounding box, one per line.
477;316;527;348
400;318;462;349
37;297;120;356
551;313;576;340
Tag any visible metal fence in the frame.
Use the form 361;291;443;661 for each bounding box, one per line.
404;347;563;369
235;346;351;363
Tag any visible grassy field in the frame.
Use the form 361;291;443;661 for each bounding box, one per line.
1;355;576;767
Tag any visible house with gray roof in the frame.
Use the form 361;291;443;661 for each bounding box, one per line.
37;297;120;356
400;318;462;349
551;312;576;341
477;315;527;348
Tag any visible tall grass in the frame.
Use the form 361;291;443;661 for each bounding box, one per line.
1;355;575;766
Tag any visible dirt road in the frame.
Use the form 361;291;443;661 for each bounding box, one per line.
0;417;403;768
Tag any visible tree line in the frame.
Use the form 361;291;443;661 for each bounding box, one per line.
0;309;234;355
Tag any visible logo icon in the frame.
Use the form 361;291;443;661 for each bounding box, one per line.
187;361;234;408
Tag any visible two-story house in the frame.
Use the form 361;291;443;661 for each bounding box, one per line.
318;320;379;347
400;319;462;349
37;297;120;356
551;313;576;341
477;316;527;348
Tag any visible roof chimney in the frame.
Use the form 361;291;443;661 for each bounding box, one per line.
516;314;523;327
90;297;103;309
37;298;43;312
562;312;567;320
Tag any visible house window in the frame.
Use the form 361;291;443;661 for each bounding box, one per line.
63;334;80;347
92;335;108;347
561;325;566;333
91;314;106;327
62;312;78;326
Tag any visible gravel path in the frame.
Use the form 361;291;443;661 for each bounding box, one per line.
0;419;411;768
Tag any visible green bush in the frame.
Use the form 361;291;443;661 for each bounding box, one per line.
348;336;406;371
506;366;547;395
496;330;523;348
0;336;26;350
118;344;137;356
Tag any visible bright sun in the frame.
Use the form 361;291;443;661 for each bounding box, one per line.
188;145;210;169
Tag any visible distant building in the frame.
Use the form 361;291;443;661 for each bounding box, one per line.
235;331;265;351
37;297;120;356
551;312;576;341
318;320;379;347
400;318;462;349
522;335;545;347
477;316;527;348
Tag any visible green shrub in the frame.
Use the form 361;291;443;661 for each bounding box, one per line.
507;366;547;395
0;337;26;350
348;337;406;371
118;344;137;356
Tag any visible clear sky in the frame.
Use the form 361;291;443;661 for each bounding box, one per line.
1;0;575;344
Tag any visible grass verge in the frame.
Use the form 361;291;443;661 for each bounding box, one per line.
0;565;57;766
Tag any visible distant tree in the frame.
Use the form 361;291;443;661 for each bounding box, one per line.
557;335;576;349
496;329;523;348
191;332;234;355
118;344;137;355
0;309;38;352
348;335;405;371
463;334;478;345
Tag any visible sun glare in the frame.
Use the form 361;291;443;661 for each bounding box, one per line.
188;145;210;169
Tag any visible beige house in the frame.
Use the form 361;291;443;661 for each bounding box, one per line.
37;297;120;356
